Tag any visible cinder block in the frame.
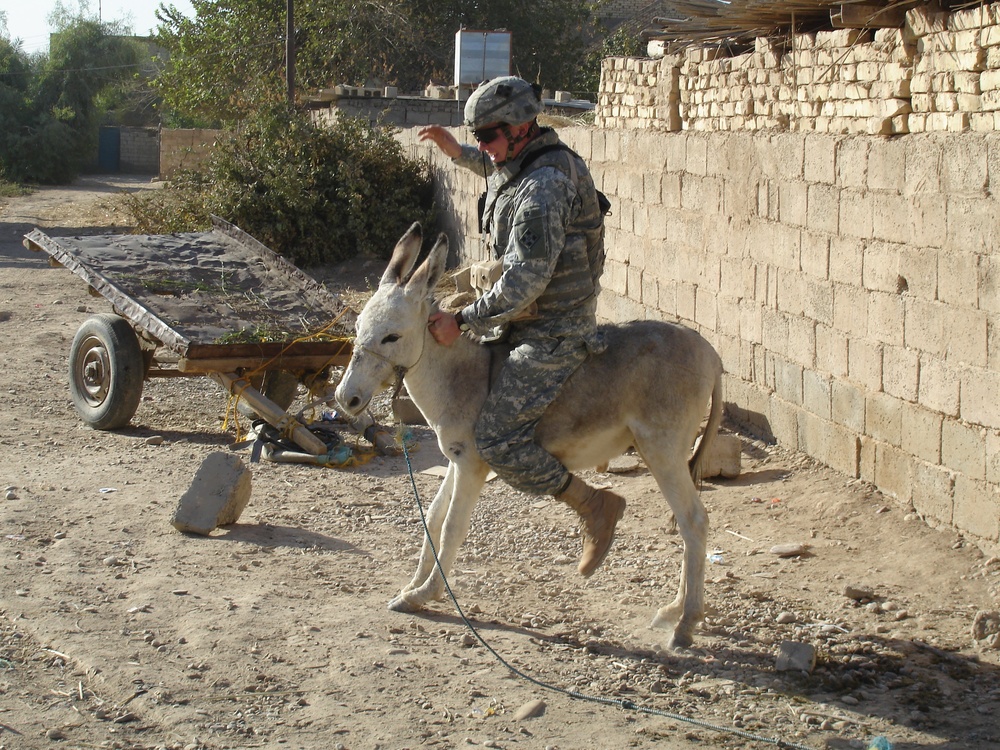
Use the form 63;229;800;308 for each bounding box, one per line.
806;183;840;234
882;343;919;401
961;366;1000;429
172;452;252;535
699;433;743;479
903;298;946;355
868;290;905;345
871;192;910;244
778;181;808;226
902;402;943;463
866;391;903;445
803;368;832;418
953;476;999;541
874;440;914;502
946;307;988;367
838;190;874;239
816;323;848;377
832;379;866;432
942;418;986;479
917;355;961;416
848;338;883;391
829;236;863;285
912;459;955;522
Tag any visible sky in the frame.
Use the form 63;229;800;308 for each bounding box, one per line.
2;1;195;54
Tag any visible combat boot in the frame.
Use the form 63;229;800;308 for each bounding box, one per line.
556;475;626;577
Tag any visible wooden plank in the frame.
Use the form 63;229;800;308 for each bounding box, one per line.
177;352;351;374
831;3;908;29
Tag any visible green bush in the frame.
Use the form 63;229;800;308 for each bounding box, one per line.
123;106;437;266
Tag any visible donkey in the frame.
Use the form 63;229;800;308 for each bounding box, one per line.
335;223;724;648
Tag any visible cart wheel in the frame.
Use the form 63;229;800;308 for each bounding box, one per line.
69;314;145;430
236;370;300;418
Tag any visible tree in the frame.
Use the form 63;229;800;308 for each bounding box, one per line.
0;9;146;183
153;0;604;126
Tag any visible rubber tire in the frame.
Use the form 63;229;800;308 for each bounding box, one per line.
69;314;145;430
236;370;300;419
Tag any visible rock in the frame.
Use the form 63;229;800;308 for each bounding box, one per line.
391;391;426;426
698;434;742;479
513;698;546;720
776;611;797;624
770;542;810;557
972;610;1000;642
775;641;816;673
844;584;875;601
171;452;252;535
145;435;164;446
605;455;642;473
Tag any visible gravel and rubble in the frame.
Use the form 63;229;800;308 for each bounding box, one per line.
1;177;999;749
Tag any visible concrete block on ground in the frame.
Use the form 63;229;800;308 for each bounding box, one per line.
172;452;252;535
776;641;817;673
699;433;742;479
392;393;427;426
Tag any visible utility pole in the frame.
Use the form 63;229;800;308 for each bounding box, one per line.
285;0;295;105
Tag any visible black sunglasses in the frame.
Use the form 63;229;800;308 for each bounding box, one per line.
472;125;504;144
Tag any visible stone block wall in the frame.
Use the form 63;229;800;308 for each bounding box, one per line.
119;127;160;174
159;128;223;179
599;3;1000;136
396;122;1000;551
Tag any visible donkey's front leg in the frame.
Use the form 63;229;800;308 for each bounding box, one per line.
388;458;488;613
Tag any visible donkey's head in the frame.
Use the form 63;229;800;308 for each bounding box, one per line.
335;223;448;416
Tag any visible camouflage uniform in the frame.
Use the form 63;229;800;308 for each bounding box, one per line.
452;127;607;495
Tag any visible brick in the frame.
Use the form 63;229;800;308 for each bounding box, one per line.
829;236;863;285
839;189;874;239
988;430;1000;484
832;378;866;432
803;134;837;183
946;198;993;254
918;355;961;416
908;194;947;249
816;324;848;377
953;476;1000;541
806;183;840;234
961;366;1000;428
803;368;832;418
942;417;986;479
942;137;989;193
980;255;1000;314
867;290;905;345
945;307;988;366
770;396;800;450
866;391;903;444
836;138;869;189
779;181;808;226
774;355;804;404
883;343;919;401
871;192;910;243
804;278;834;326
911;460;954;523
898;244;938;300
901;402;943;463
849;338;883;391
797;410;860;476
800;231;830;279
874;441;914;503
904;298;946;355
834;283;869;338
787;314;817;367
867;139;906;192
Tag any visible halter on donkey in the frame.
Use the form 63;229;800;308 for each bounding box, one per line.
336;223;724;649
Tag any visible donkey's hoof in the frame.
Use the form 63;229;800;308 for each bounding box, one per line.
387;594;422;613
666;631;694;651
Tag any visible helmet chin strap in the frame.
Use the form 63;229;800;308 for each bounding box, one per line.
496;121;540;167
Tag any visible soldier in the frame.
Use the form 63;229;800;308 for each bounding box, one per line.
419;76;625;578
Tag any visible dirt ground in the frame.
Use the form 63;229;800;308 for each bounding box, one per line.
1;175;999;750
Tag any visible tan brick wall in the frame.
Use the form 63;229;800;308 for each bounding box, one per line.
159;128;223;179
600;3;1000;136
395;122;1000;551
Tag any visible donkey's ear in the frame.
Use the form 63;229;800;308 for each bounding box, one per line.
405;233;448;298
380;222;423;286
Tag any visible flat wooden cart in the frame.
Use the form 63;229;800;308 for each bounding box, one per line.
23;217;355;456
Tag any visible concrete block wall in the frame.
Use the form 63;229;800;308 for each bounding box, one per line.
119;127;160;174
395;124;1000;551
599;2;1000;135
159;128;223;179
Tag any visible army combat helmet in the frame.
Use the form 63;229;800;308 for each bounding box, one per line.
464;76;543;129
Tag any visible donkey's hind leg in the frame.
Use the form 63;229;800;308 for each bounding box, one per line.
389;459;488;613
635;437;709;649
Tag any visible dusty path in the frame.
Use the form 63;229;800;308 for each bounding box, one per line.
1;176;999;750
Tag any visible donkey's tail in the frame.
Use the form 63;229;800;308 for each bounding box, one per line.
688;370;724;483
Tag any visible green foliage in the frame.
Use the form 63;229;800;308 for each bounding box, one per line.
0;13;145;184
154;0;605;125
123;106;436;266
573;24;646;101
